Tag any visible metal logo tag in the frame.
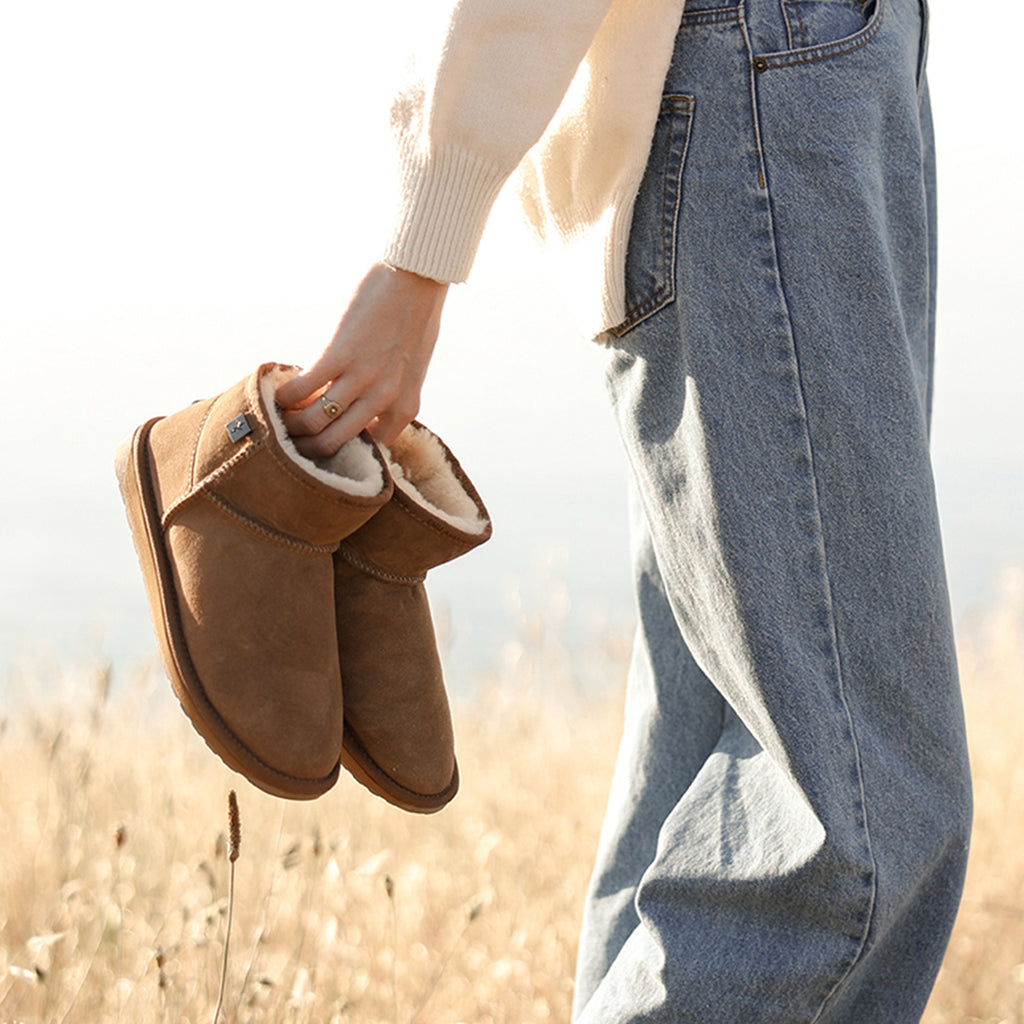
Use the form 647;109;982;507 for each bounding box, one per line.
226;413;252;443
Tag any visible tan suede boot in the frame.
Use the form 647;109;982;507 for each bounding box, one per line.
115;363;391;800
334;422;491;813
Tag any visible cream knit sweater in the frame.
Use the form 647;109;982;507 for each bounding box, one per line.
383;0;686;337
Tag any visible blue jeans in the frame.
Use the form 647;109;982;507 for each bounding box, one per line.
574;0;971;1020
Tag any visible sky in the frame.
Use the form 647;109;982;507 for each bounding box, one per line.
1;0;1021;684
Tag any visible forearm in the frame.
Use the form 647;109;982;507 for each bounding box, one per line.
279;0;622;451
385;0;617;282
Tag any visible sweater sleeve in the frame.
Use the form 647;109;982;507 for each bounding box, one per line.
383;0;617;283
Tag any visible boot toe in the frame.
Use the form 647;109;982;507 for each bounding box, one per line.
341;721;459;813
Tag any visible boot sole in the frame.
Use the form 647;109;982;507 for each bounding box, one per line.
341;729;459;814
115;418;340;800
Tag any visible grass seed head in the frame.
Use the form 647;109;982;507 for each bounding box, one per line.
228;790;241;863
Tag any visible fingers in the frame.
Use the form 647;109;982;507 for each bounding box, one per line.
285;375;421;456
289;392;418;458
280;368;416;454
367;407;417;448
280;381;352;439
288;395;371;457
275;364;331;412
274;262;446;457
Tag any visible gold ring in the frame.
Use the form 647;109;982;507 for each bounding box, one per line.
321;394;342;419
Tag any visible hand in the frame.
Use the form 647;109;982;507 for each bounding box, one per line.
277;263;449;454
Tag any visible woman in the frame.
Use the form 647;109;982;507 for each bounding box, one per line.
279;0;972;1019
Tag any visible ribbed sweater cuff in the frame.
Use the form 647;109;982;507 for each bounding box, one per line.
383;143;510;283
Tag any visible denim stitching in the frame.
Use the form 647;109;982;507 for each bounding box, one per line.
611;96;695;336
782;0;808;49
752;11;890;1000
680;7;742;26
756;157;881;1024
753;0;884;70
739;12;769;190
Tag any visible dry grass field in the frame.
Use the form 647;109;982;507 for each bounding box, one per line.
1;574;1021;1024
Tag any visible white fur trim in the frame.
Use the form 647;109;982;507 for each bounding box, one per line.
259;367;386;499
386;424;489;535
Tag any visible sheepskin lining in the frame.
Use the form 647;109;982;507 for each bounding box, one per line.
387;425;489;535
259;368;385;498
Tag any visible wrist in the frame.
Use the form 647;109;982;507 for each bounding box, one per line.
379;261;449;290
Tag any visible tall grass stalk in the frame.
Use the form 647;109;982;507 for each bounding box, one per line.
114;822;127;1023
385;874;398;1024
212;791;241;1024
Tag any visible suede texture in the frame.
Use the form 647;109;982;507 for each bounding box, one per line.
337;489;482;577
335;423;492;813
334;563;456;796
119;363;391;799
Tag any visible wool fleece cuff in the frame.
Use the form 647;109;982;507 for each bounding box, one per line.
334;421;492;813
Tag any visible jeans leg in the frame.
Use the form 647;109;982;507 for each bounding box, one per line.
574;0;971;1020
573;486;726;1016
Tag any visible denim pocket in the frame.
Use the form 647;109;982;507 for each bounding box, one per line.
755;0;883;69
611;95;695;338
782;0;873;50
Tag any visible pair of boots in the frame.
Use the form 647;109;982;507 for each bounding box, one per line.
115;363;490;810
